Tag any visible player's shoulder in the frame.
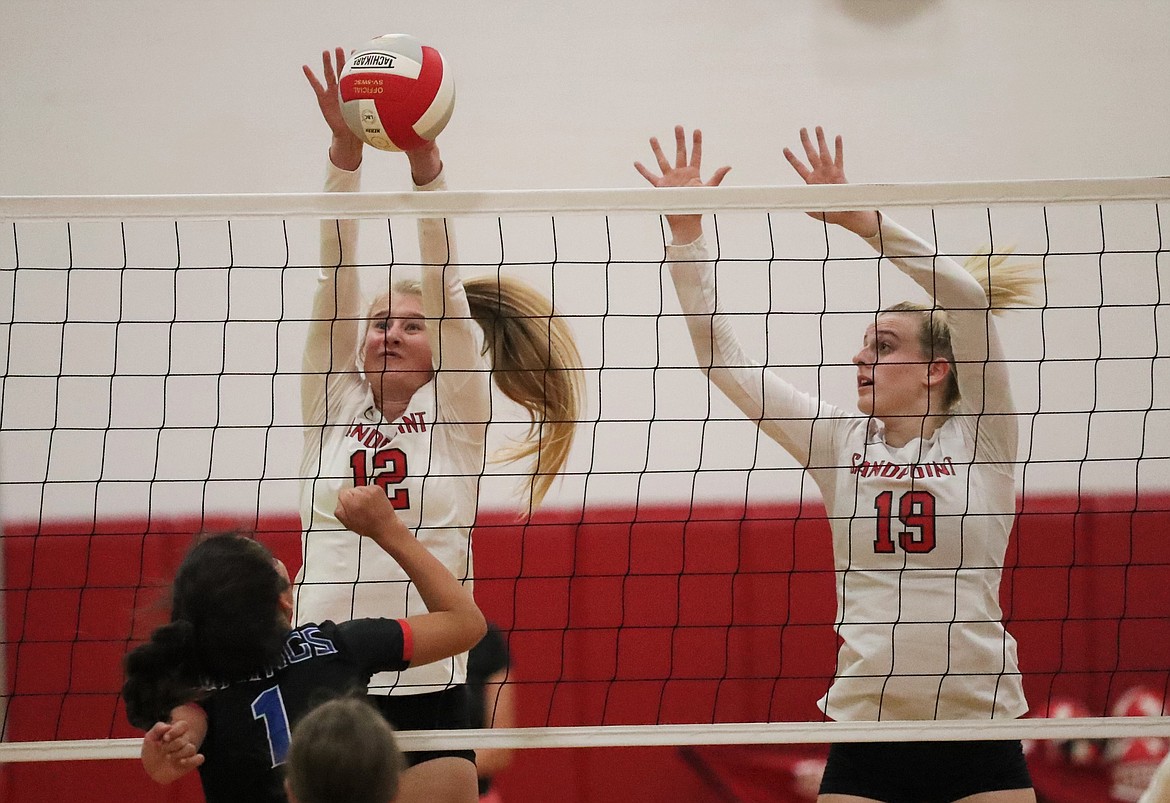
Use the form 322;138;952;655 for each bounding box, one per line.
330;382;377;417
293;619;342;636
824;410;870;447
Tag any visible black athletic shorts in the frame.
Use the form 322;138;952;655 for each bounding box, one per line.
371;685;476;767
818;739;1032;802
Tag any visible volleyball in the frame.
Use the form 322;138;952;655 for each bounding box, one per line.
339;34;455;152
1024;697;1102;767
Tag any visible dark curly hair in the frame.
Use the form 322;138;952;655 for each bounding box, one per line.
122;533;290;730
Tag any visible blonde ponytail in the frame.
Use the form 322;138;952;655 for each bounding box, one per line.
886;249;1040;409
463;275;584;509
388;276;584;510
961;249;1042;313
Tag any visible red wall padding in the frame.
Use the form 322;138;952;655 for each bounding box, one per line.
3;494;1169;802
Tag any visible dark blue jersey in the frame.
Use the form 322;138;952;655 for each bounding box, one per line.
196;618;410;803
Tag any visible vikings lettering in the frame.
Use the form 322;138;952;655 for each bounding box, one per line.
200;627;340;689
282;626;339;664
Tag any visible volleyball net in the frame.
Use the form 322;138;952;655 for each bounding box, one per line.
1;179;1169;773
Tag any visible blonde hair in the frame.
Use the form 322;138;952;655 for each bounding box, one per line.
387;276;584;509
884;250;1041;410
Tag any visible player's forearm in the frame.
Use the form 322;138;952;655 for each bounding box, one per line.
668;240;772;413
834;210;880;239
415;164;455;269
304;263;362;376
862;215;987;311
329;135;363;173
666;215;703;247
305;161;364;380
669;237;827;467
368;520;480;621
319;159;362;270
407;142;442;187
414;167;491;397
389;530;487;663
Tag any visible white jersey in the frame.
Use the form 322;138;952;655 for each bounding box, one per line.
668;217;1028;722
294;161;491;695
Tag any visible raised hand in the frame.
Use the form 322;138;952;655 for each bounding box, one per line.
782;126;879;238
635;125;731;244
635;125;731;190
303;47;363;171
335;485;408;546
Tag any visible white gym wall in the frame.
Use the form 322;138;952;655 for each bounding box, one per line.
2;0;1168;520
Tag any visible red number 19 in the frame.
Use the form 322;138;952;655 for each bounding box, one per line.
873;490;936;553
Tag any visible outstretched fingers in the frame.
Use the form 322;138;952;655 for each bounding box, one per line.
783;126;875;233
302;60;325;95
674;124;689;168
634;134;671;186
683;128;702;170
815;125;833;165
813;125;844;173
784;126;848;185
707;165;732;187
636;126;729;189
783;145;812;182
304;47;346;96
651;134;671;174
809;125;844;173
799;126;819;166
633;160;658;186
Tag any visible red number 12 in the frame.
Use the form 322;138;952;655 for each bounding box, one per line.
350;447;410;509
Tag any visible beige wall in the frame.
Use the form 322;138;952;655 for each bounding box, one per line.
2;0;1168;520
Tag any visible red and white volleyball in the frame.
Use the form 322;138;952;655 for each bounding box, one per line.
339;34;455;152
1023;696;1102;767
1105;686;1169;802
